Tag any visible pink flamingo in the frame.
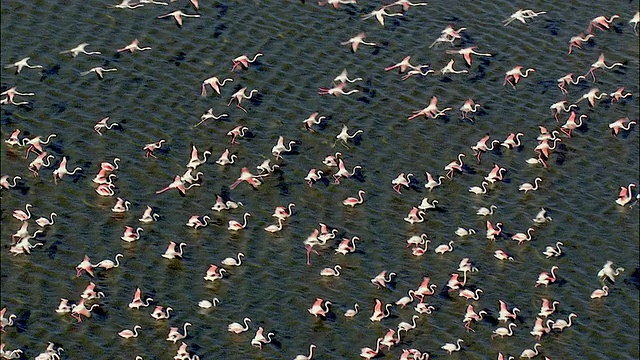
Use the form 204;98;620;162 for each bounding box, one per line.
71;299;99;322
369;299;392;322
1;87;34;106
302;112;325;131
459;99;481;121
129;288;153;309
341;32;376;52
156;175;200;196
561;112;587;137
5;57;43;74
121;226;143;242
519;177;542;193
550;100;577;121
446;46;492;66
556;73;586;93
585;54;623;82
392;173;413;193
404;207;425;224
204;265;227;282
609;87;633;103
568;33;594;54
94;117;119;135
308;298;331;318
503;66;535;89
273;203;295;221
361;7;403;27
231;53;263;71
318;82;359;96
590;285;609;299
117;39;151;53
371;270;396;289
75;255;95;277
408;96;452;120
424;172;445;191
463;304;487;331
333;159;361;184
616;183;636;206
360;338;383;359
498;300;520;322
157;10;200;27
538;298;560;317
511;227;535;244
385;55;420;73
335;236;359;255
471;135;500;162
228;212;251;231
444;153;465;178
230;167;263;189
151;306;173;320
162;241;186;259
52;156;82;184
305;169;323;187
414;277;437;298
535;266;559;287
587;15;620;33
227;125;249;144
201;76;233;96
228;88;258;112
486;221;503;240
143;139;165;158
28;151;55;176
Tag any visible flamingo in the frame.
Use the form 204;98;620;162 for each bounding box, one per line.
227;317;251;333
139;206;160;223
335;236;359;255
228;88;258;112
441;339;464;355
76;255;95;277
397;315;420;333
121;226;143;242
511;228;535;245
535;266;559;287
95;253;123;270
411;240;430;256
395;290;417;308
585;54;623;82
264;218;285;233
415;303;436;314
273;203;295;221
552;313;577;331
609;118;637;136
590;285;609;299
333;159;361;183
118;325;142;339
392;173;413;193
492;323;517;339
568;33;594;54
167;322;192;342
371;270;396;289
318;82;359;96
294;344;316;360
425;172;445;191
129;288;153;309
1;175;21;190
403;207;425;224
444;153;465;178
71;299;99;322
360;338;383;360
12;204;32;221
308;298;331;318
486;221;503;240
408;96;452;120
231;53;263;71
251;326;275;349
459;288;483;300
463;304;486;330
362;7;403;27
52;157;82;184
380;328;400;350
503;9;546;26
435;241;454;254
418;198;438;210
230;167;262;189
335;124;363;147
533;208;553;224
616;184;636;206
587;15;620;33
320;265;341;277
502;132;524;149
469;181;489;195
414;277;437;298
369;300;392;322
156;175;200;196
221;252;244;266
157;10;200;27
597;261;625;283
519;177;542;193
440;58;468;75
201;76;233;96
228;213;251;231
195;108;229;127
503;66;535;89
498;300;521;322
344;304;359;317
459;98;482;121
198;298;220;308
494;249;514;261
472;135;500;162
203;265;227;282
162;242;186;259
186;215;210;229
561;113;587;137
538;298;560;317
343;190;366;207
272;136;296;159
341;32;376;52
447;273;467;291
520;343;542;359
477;205;497;216
543;242;563;258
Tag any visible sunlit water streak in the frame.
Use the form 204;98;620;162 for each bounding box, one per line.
1;0;638;359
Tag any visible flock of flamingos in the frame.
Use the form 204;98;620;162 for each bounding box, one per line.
1;0;639;359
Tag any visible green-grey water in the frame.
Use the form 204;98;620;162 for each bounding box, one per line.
1;0;639;359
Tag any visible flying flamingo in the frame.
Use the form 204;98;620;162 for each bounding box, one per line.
335;124;363;148
5;57;43;74
333;69;362;84
503;9;546;26
430;24;467;47
408;96;452;120
94;117;119;135
23;134;56;158
446;46;492;66
341;32;376;52
231;53;263;71
587;15;620;33
333;159;361;184
556;73;586;93
156;175;199;196
1;87;34;106
143;139;165;158
201;76;233;96
157;10;200;27
440;58;468;75
230;167;262;189
302;112;326;131
392;173;413;193
609;118;637;136
503;66;535;89
117;39;151;53
227;87;258;112
318;82;359;96
71;299;99;322
362;7;403;27
80;66;117;80
304;169;323;186
561;113;587;137
384;0;428;11
568;33;594;54
59;43;101;57
609;87;633;103
195;108;229;127
535;266;559;287
585;54;623;82
576;88;608;107
459;99;481;121
52;156;82;184
271;136;296;159
385;55;421;73
550;100;577;121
